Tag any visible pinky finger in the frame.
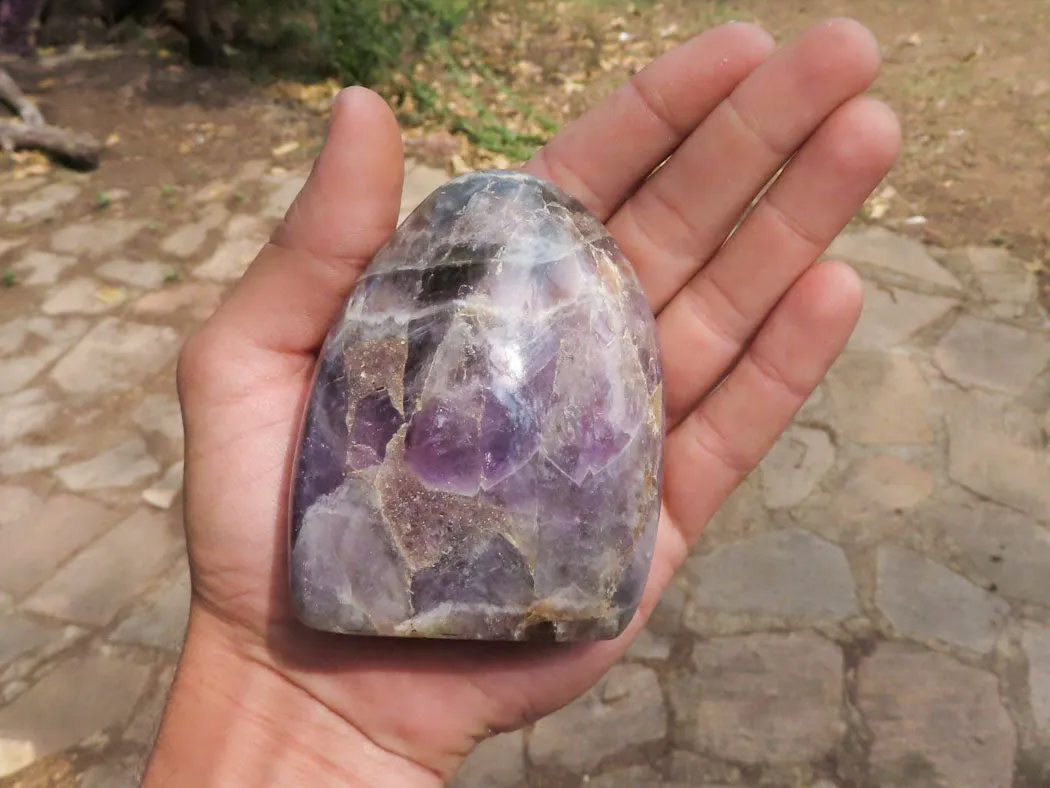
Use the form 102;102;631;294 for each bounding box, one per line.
661;259;863;544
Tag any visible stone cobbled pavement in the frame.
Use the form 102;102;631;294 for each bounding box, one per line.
1;159;1049;788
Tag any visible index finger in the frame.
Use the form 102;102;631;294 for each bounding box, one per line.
524;22;775;220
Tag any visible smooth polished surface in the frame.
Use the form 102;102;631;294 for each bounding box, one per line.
290;170;664;640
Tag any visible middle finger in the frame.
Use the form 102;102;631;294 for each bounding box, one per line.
608;18;882;312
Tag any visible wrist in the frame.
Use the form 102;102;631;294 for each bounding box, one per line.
142;604;442;788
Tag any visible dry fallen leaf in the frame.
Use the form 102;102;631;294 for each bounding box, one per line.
12;151;50;178
451;154;471;175
866;185;897;220
272;140;301;157
94;286;127;306
143;487;179;510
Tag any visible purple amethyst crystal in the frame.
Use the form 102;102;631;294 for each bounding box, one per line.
290;170;663;641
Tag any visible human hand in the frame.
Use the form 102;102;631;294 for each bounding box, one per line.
145;18;899;787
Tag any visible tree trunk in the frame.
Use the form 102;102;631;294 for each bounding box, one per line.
104;0;163;25
0;64;43;125
0;0;45;54
184;0;225;66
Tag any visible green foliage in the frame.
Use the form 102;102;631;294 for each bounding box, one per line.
316;0;473;85
228;0;474;86
404;43;558;160
1;269;16;288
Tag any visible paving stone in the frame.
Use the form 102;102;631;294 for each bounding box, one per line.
77;759;140;788
0;653;150;778
0;176;44;196
759;426;835;508
225;213;268;240
586;766;665;787
934;315;1050;394
670;633;843;764
0;612;62;668
826;352;932;444
50;219;147;256
142;461;184;510
850;281;957;350
0;346;65;395
23;508;183;626
111;562;189;650
51;318;180;396
56;436;159;491
96;259;169;289
192;180;233;203
946;393;1050;522
0;316;86;358
0;237;26;258
6;183;81;224
875;545;1009;653
132;281;223;320
827;228;962;290
835;454;935;516
400;165;449;221
192;218;267;280
0;389;58;447
11;251;76;286
0;486;40;528
0;444;72;476
263;174;307;219
935;503;1050;607
0;740;35;779
41;277;126;315
1022;625;1050;737
0;318;27;356
0;316;43;356
124;664;174;746
647;580;687;635
160;204;229;258
626;627;673;661
686;529;858;623
963;246;1037;304
529;664;666;772
131;394;183;446
450;730;524;788
859;643;1015;788
0;494;113;599
667;751;742;785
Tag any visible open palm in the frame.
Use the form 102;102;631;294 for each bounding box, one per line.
172;18;899;783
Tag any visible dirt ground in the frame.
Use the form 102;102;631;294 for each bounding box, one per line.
408;0;1050;268
3;0;1048;294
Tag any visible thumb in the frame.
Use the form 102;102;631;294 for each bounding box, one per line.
200;87;404;359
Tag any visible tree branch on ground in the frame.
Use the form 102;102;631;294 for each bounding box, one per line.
0;115;102;168
0;61;42;124
0;65;102;168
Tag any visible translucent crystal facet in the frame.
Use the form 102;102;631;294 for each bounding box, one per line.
289;170;663;641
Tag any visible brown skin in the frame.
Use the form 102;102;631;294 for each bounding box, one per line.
144;18;900;787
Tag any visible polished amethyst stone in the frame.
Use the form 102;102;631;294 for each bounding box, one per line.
289;170;663;641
